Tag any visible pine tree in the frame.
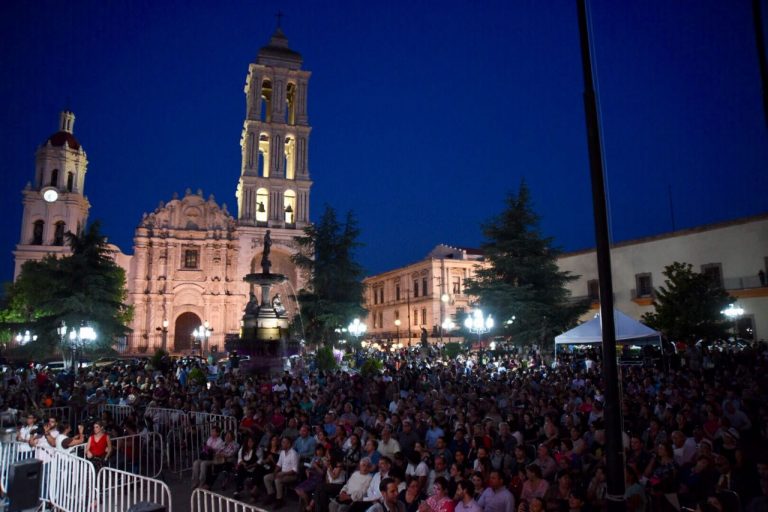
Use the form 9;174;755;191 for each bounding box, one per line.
642;261;732;342
292;206;366;346
464;182;588;345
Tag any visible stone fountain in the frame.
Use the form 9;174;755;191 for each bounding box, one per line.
230;230;295;374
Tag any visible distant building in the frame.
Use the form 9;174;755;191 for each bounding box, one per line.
13;28;314;354
362;245;488;344
364;215;768;344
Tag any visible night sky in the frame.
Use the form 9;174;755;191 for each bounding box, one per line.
2;0;767;286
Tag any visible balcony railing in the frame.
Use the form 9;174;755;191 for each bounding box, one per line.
724;275;764;290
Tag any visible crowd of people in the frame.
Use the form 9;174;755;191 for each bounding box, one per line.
2;339;767;512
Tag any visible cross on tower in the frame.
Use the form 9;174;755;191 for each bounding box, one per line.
275;10;284;28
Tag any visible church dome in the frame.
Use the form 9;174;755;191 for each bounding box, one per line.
47;131;81;150
257;28;302;68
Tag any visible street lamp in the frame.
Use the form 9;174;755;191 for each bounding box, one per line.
193;321;212;359
394;319;401;347
156;319;169;352
348;318;366;349
441;318;455;343
15;330;38;346
440;293;450;343
721;303;744;341
464;309;494;359
66;324;97;371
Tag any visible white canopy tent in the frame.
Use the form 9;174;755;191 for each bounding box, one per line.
554;309;661;351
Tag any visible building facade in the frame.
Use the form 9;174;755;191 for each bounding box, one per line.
14;28;313;355
363;215;768;345
363;245;488;344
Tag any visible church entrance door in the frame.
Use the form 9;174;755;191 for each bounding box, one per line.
174;312;201;354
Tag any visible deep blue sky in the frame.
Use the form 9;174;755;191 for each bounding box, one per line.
2;0;767;285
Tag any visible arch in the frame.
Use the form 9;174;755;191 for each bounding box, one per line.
174;312;201;353
261;80;273;122
32;220;44;245
256;188;269;223
50;169;59;187
284;190;296;225
53;221;66;246
259;134;270;177
67;172;74;192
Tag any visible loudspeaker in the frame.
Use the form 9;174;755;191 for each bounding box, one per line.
127;502;166;512
7;458;41;512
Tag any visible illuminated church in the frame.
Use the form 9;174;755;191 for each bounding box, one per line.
13;28;313;354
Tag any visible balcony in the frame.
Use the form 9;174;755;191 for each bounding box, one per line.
723;275;768;299
631;289;654;306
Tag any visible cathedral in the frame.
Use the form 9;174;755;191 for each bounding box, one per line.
13;28;313;355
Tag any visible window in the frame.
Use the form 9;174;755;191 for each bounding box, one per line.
635;273;653;297
261;80;272;122
421;308;427;325
32;220;44;245
452;277;461;295
67;172;74;192
378;312;383;329
284;190;296;225
587;279;599;302
395;284;401;301
373;289;378;305
413;280;419;298
413;310;418;326
286;83;296;125
379;288;384;304
53;221;66;246
256;188;269;223
50;169;59;187
701;263;723;288
422;278;428;296
183;249;199;269
395;310;400;321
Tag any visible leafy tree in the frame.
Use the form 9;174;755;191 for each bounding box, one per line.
642;262;733;342
464;181;588;345
292;205;366;346
0;221;132;357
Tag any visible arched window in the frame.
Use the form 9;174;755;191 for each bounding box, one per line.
32;220;44;245
53;221;66;246
67;172;74;192
286;83;296;125
256;188;269;224
261;80;272;122
284;190;296;226
259;134;270;177
50;169;59;187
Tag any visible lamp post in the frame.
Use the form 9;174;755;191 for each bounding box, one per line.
721;303;745;342
156;319;169;352
193;321;212;359
464;309;493;361
348;318;366;346
15;330;38;346
66;324;97;372
394;319;401;347
440;293;450;343
441;318;455;343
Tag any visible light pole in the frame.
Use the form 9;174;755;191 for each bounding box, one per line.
721;303;744;341
67;325;97;372
193;321;212;359
156;319;169;353
440;293;450;343
464;309;493;361
15;330;38;347
394;319;401;347
441;318;455;343
348;318;366;360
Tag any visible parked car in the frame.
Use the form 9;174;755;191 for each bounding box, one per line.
43;361;67;373
93;357;120;368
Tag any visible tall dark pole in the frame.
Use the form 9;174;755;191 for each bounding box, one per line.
576;1;626;509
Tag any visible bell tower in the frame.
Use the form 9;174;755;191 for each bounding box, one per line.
236;26;312;229
13;110;91;278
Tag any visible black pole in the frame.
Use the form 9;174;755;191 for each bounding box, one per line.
753;0;768;130
576;1;626;510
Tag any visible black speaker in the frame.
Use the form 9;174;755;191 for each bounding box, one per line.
7;458;41;512
127;502;166;512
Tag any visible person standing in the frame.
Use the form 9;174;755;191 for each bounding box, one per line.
454;480;482;512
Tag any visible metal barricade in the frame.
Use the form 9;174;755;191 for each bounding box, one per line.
98;404;134;426
191;488;267;512
96;466;172;512
166;412;236;479
0;441;36;494
145;406;188;437
67;431;164;479
47;445;96;512
37;406;75;427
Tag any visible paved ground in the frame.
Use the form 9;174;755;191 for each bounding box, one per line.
165;469;296;512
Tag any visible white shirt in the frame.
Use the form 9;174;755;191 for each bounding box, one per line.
341;471;374;501
277;447;300;473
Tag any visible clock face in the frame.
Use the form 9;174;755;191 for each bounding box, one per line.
42;188;59;203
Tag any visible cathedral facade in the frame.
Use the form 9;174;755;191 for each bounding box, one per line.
13;28;313;355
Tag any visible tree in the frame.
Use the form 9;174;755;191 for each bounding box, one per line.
0;221;132;358
464;181;588;345
292;205;366;346
642;262;733;342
